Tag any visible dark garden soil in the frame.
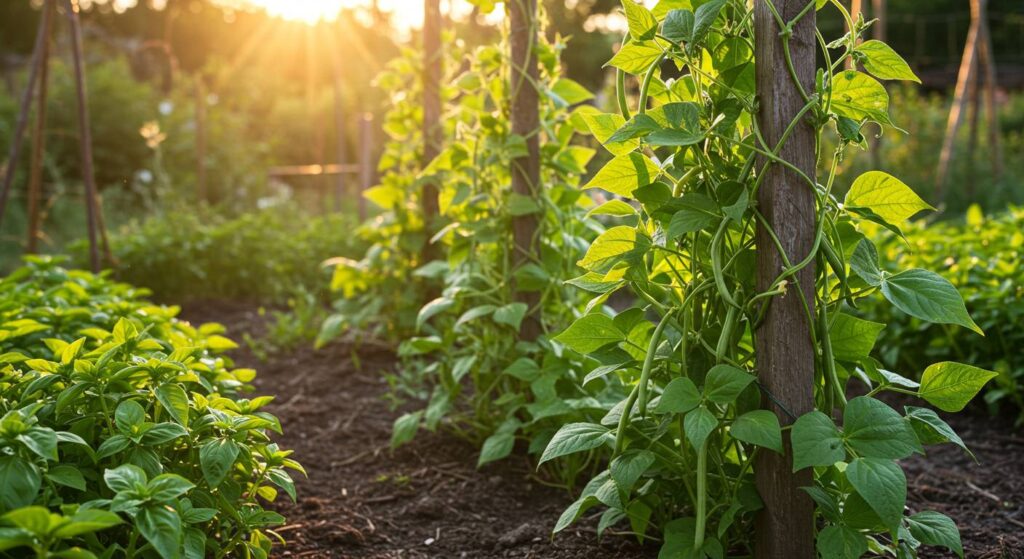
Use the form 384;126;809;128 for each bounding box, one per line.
180;301;1024;559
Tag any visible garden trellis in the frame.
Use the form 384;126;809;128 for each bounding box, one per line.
0;0;111;272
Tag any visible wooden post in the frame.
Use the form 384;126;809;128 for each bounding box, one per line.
508;0;542;341
26;0;55;254
936;0;983;202
64;0;101;272
753;1;817;558
421;0;442;259
195;76;208;203
0;2;51;230
333;80;346;212
358;114;373;221
872;0;886;44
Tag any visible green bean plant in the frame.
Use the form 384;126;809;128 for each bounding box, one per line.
542;1;995;557
0;257;302;559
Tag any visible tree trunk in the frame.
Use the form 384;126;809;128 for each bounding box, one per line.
508;0;542;341
753;1;817;557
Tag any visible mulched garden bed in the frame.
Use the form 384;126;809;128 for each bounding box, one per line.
181;302;1023;559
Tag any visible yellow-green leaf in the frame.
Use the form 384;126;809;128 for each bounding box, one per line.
583;153;660;198
845;171;934;225
831;70;892;125
855;40;920;83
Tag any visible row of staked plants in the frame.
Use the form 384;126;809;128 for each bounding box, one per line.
0;257;301;558
320;0;997;557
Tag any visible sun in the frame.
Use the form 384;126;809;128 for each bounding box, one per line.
235;0;350;24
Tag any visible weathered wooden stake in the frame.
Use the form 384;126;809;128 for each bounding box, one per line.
845;0;863;70
65;0;102;272
936;0;982;202
508;0;542;341
0;2;51;230
195;76;208;203
421;0;442;260
358;114;374;221
976;5;1002;181
26;0;55;254
753;0;817;557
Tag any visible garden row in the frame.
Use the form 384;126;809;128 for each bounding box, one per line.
0;257;301;558
314;1;999;557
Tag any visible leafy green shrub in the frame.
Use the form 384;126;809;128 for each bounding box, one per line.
866;205;1024;422
0;256;301;558
75;203;364;304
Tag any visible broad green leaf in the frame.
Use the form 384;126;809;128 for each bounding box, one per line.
477;432;515;467
554;314;623;354
730;410;783;453
904;406;972;457
830;313;885;361
17;427;57;461
881;270;982;334
663;9;695;44
830;71;893;125
199;438;240;488
849;239;882;286
842;396;920;459
493;303;528;330
608;40;666;75
577;226;647;273
610;450;656;494
906;511;963;558
416;297;454;331
583;153;660;198
667;194;719;238
138;505;182;559
155;384;190;428
104;464;147;493
115;399;146;433
652;0;693;20
684;406;718;449
540;423;612;464
846;457;906;530
608;114;662;143
586;199;637;218
622;0;659;41
691;0;727;47
554;495;600;533
654;377;701;414
918;362;998;412
455;305;496;329
47;465;86;491
845;171;933;225
816;525;868;559
659;517;700;559
856;40;921;83
549;78;594;106
2;506;50;536
703;365;755;404
52;510;122;538
791;411;844;471
148;474;195;502
579;112;640;156
647;128;705;146
391;411;422;448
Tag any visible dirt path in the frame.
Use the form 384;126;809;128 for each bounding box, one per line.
181;302;1023;559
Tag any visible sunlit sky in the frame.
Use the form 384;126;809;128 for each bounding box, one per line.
79;0;634;33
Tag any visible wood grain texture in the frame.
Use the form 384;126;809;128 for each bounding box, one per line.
421;0;442;239
753;1;817;557
508;0;541;340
